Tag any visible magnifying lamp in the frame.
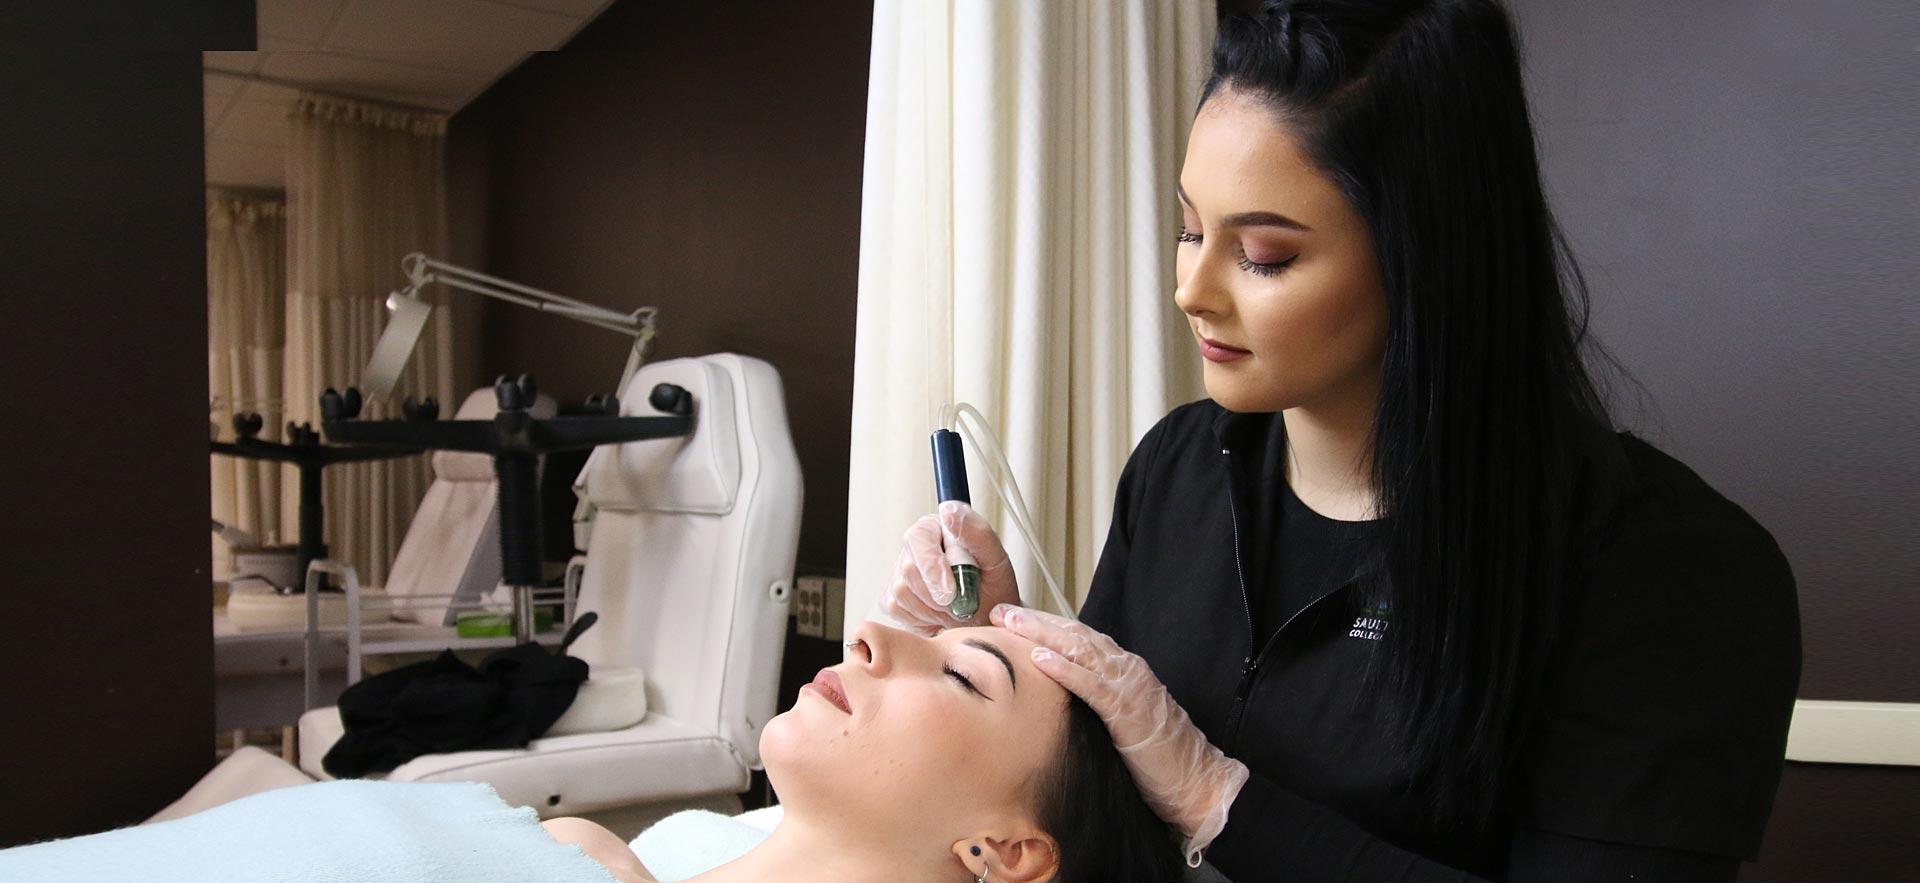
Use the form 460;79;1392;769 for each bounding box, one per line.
360;253;659;402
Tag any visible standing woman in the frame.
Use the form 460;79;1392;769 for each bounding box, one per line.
884;1;1801;881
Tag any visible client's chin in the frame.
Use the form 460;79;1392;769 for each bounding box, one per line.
755;692;843;812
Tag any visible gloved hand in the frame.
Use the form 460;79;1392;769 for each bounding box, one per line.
881;500;1023;634
990;603;1250;868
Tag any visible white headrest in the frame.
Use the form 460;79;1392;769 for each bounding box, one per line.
432;387;558;482
579;357;740;515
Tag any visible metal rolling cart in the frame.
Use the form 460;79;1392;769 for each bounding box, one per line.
211;413;424;588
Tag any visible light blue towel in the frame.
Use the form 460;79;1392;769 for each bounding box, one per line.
0;780;615;883
628;810;770;882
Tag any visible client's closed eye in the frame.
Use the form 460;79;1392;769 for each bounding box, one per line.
945;665;989;700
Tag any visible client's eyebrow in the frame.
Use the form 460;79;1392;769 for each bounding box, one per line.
962;638;1017;693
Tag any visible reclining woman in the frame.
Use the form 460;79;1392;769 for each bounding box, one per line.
546;619;1186;883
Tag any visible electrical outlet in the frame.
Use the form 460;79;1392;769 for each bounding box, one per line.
794;576;826;638
822;578;846;641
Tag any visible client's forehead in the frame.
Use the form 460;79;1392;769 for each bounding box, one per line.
944;624;1029;652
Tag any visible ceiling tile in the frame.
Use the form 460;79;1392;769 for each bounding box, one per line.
203;55;302;133
207;139;286;190
214;97;292;149
348;48;529;77
205;3;602;117
326;0;581;54
258;35;309;53
205;75;244;99
202;50;264;74
257;0;346;46
259;51;482;110
204;93;234;133
204;74;242;131
237;80;301;105
203;37;308;77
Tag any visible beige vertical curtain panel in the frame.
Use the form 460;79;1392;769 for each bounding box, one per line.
282;94;454;588
845;0;1215;621
208;192;286;576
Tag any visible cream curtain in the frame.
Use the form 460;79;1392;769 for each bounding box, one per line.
283;94;454;588
209;192;286;577
845;0;1215;622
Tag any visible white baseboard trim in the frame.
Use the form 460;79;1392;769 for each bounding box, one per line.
1785;700;1920;766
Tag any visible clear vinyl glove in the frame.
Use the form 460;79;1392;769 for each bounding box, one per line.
990;604;1250;868
881;500;1023;634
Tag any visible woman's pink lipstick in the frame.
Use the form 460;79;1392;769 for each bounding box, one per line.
1199;336;1252;363
802;669;853;715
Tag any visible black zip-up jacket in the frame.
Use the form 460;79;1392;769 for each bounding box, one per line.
1078;401;1801;882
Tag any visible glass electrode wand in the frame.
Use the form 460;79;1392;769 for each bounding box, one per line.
930;428;981;620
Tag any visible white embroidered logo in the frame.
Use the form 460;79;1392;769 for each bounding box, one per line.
1347;602;1389;641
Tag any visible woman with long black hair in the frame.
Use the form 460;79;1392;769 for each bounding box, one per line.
884;1;1801;880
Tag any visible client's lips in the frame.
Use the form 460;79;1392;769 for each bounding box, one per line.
803;668;853;715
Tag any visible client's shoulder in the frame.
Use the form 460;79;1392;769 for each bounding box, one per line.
542;817;658;883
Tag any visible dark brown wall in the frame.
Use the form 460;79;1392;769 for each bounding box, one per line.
1753;763;1920;883
449;0;871;576
1514;0;1916;706
0;1;253;845
1504;1;1917;879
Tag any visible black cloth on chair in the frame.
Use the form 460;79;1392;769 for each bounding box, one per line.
322;613;597;778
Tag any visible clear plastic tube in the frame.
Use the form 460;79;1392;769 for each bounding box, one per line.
937;403;1074;618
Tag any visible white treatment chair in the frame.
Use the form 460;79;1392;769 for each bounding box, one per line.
215;387;557;729
297;353;802;823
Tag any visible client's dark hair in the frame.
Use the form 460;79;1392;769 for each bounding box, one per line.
1030;694;1186;883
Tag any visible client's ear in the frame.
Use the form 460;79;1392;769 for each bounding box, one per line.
950;832;1059;883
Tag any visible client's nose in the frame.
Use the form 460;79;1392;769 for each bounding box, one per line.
846;620;897;677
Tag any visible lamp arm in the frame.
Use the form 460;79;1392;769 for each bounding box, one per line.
361;253;659;401
405;254;652;333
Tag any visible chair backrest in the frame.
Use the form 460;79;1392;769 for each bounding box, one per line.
385;387;558;626
568;354;802;767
